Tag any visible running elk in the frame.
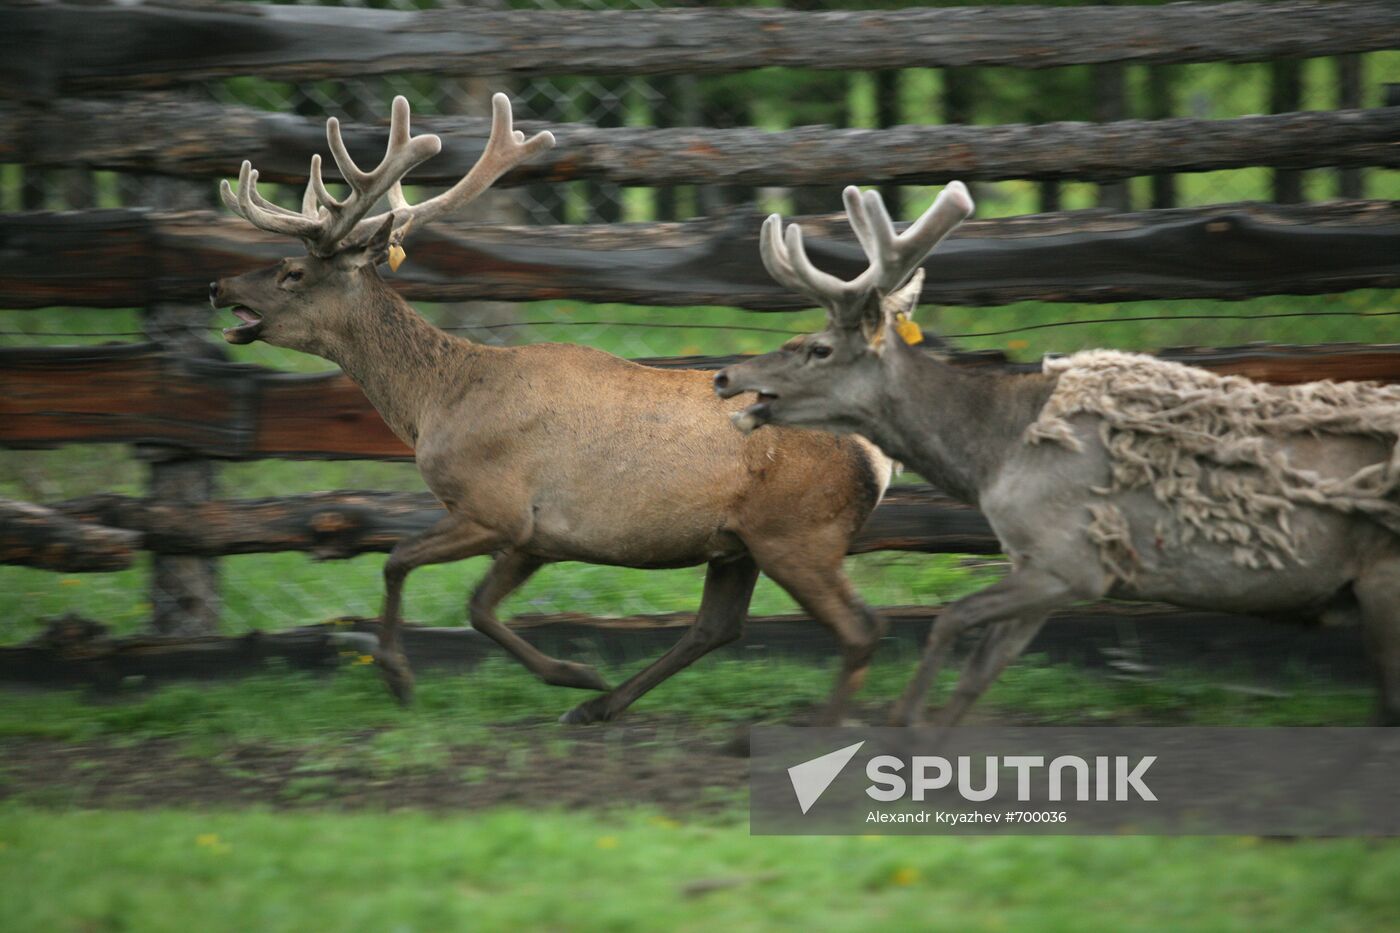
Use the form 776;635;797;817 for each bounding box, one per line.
210;94;892;724
715;183;1400;726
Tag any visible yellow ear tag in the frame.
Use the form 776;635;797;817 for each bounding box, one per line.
387;244;407;272
894;312;924;345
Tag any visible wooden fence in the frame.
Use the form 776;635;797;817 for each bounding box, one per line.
8;96;1400;186
6;2;1398;94
2;0;1400;645
4;200;1400;310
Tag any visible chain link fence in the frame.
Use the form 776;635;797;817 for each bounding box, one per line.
3;0;1399;640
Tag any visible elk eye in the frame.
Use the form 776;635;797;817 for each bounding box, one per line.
283;269;304;284
810;344;833;360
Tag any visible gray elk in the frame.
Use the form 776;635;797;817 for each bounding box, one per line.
210;94;893;724
714;183;1400;726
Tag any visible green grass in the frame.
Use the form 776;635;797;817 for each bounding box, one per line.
0;656;1371;754
1;805;1398;933
0;657;1379;931
0;552;1000;644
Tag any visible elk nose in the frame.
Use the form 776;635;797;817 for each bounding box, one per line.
713;370;730;392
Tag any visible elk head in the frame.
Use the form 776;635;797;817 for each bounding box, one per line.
210;93;555;353
713;183;973;435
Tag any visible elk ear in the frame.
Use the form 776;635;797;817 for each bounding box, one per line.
873;268;926;351
341;214;397;270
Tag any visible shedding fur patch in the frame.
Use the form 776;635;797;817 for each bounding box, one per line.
1026;350;1400;580
853;435;896;501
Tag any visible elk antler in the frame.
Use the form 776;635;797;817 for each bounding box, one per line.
759;182;974;331
221;93;555;259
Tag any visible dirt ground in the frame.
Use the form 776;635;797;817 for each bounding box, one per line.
0;714;759;813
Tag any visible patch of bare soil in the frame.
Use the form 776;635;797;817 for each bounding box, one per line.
0;715;757;813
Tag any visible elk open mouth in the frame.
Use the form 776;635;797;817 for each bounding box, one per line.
222;307;264;344
731;391;778;435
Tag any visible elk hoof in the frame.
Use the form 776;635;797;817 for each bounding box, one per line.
887;702;923;728
376;654;415;707
559;696;613;726
544;661;610;692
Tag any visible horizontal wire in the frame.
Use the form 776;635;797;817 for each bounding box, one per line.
940;308;1400;340
1;308;1397;342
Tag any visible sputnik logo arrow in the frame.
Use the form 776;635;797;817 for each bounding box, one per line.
787;741;865;814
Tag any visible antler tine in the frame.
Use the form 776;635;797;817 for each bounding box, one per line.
307;154;341;214
311;95;443;255
758;214;807;294
780;219;879;329
299;168;321;221
758;193;881;330
222;92;554;258
219;161;322;240
756;181;972;331
863;182;974;292
841;184;880;258
366;92;555;237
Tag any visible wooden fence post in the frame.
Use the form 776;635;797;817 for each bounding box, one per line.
874;69;903;218
1094;62;1132;211
1337;54;1364;199
942;66;977;206
1147;65;1178;209
587;77;625;224
19;166;46;211
1271;59;1304;203
141;445;221;635
141;173;223;636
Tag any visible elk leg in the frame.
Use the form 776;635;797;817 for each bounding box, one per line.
559;555;759;725
890;568;1074;726
378;515;506;705
1354;556;1400;725
927;614;1049;728
469;549;610;692
759;558;885;726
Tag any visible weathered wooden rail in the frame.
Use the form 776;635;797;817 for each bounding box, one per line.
7;344;1400;464
9;96;1400;187
4;200;1399;311
18;485;995;563
0;497;138;572
4;1;1396;97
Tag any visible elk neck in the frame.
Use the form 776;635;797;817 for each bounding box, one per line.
314;276;477;448
868;348;1057;505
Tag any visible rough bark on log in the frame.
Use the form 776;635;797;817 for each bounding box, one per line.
0;496;139;571
3;200;1399;311
0;344;257;454
45;485;998;560
7;95;1400;186
52;491;448;560
5;1;1399;97
7;343;1400;461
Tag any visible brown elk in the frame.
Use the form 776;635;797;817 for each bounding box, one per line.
715;183;1400;727
209;93;892;724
